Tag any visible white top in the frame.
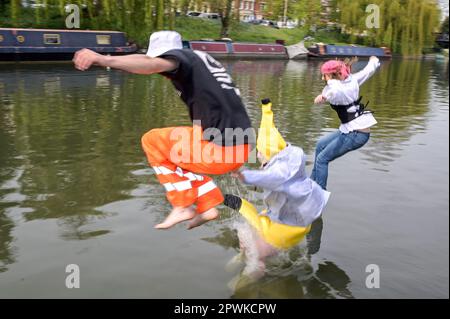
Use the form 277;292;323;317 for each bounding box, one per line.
322;58;380;133
241;145;330;227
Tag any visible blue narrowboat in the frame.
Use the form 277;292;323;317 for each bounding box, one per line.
307;43;392;59
0;28;137;61
436;33;449;49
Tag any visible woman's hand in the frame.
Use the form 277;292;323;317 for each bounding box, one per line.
314;94;326;104
73;49;105;71
369;56;379;63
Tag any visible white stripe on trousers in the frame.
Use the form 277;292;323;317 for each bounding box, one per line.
154;166;215;196
163;180;217;196
153;166;204;181
197;181;217;197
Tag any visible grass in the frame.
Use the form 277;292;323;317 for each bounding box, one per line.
174;17;309;46
174;17;351;47
307;29;351;46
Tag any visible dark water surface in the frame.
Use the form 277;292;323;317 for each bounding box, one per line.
0;58;448;298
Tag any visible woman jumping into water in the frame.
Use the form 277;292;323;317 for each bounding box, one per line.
311;56;381;190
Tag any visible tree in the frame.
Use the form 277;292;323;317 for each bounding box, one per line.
155;0;164;30
219;0;233;37
0;0;10;16
441;16;449;34
337;0;441;56
10;0;20;24
203;0;238;39
180;0;190;15
292;0;322;29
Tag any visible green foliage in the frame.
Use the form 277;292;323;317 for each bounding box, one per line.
337;0;441;56
291;0;322;28
0;1;309;47
0;0;442;55
441;16;449;33
261;0;322;29
176;16;307;45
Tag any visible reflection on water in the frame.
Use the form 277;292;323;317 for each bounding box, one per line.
0;59;448;298
230;261;353;299
203;218;353;299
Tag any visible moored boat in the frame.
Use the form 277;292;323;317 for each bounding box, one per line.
436;33;449;49
183;39;288;59
0;28;137;61
307;43;392;59
183;39;391;60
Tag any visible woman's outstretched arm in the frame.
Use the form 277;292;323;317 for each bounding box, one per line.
352;56;381;86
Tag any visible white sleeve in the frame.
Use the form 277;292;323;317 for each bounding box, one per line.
352;58;380;86
241;163;290;191
322;82;338;102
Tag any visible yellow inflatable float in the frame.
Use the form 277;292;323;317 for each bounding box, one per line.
224;194;311;250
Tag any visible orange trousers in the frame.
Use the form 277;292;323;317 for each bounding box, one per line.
141;126;250;213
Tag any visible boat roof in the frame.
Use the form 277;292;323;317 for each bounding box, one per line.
0;28;124;33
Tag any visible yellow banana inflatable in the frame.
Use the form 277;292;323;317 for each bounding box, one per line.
225;195;310;250
257;98;287;161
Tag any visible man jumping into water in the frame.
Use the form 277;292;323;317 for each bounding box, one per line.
73;31;255;229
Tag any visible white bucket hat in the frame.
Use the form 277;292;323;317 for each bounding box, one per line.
146;31;183;58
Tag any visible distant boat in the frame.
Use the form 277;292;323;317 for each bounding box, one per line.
307;43;392;59
182;39;288;59
436;33;449;49
0;28;137;61
182;39;392;60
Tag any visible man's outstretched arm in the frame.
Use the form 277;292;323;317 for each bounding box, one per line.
73;49;177;75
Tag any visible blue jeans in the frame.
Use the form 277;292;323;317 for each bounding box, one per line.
311;130;370;190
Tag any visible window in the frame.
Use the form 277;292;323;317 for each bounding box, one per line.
44;34;60;45
96;35;111;45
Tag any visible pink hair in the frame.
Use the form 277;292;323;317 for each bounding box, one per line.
321;60;351;79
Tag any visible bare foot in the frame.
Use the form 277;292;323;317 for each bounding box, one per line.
187;207;219;230
154;206;196;229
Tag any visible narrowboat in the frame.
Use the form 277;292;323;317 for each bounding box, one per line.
436;33;449;49
182;39;288;59
307;43;392;59
0;28;137;61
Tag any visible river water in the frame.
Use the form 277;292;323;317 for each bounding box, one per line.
0;58;448;298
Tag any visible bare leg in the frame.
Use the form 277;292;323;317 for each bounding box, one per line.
243;260;266;281
225;250;245;273
229;260;265;292
154;206;196;229
187;207;219;230
255;236;279;260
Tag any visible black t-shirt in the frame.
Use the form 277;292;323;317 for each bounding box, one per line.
159;49;255;147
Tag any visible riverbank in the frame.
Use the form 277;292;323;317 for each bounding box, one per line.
1;12;438;58
160;17;348;48
0;9;346;48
